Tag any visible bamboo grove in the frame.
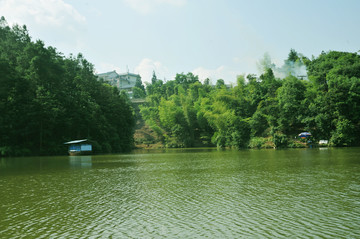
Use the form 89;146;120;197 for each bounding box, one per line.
138;51;360;149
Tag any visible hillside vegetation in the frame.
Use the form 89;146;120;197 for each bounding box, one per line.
137;50;360;149
0;17;135;156
1;17;359;155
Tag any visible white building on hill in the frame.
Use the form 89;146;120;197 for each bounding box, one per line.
97;70;141;98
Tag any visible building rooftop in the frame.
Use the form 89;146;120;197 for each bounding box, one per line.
96;71;140;78
64;139;88;144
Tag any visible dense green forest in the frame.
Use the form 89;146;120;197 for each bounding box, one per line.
0;17;135;156
1;17;359;156
137;50;360;149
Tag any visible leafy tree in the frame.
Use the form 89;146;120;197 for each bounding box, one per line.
133;77;146;98
277;75;306;134
215;79;226;89
137;48;360;149
330;117;356;146
0;17;135;156
151;70;157;84
306;51;360;143
174;72;199;91
287;48;299;62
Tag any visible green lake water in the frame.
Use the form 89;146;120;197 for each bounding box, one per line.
1;148;359;238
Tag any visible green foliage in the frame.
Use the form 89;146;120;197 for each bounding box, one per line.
133;78;146;98
249;137;267;149
133;86;146;98
277;75;306;134
287;140;306;148
137;49;360;148
9;19;360;153
330;118;356;146
305;51;360;144
272;133;288;148
248;137;275;149
175;72;199;85
215;79;226;89
250;111;268;137
287;49;300;62
135;49;360;149
230;118;251;149
0;18;135;156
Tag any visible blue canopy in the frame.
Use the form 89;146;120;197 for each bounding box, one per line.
298;132;311;137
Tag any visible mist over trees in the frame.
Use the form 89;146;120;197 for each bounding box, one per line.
138;50;360;148
0;17;135;156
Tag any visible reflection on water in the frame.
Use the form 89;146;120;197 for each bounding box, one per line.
69;156;92;169
0;148;359;238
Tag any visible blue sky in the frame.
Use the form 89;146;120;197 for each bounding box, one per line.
1;0;359;84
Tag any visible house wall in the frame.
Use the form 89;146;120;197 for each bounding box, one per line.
69;145;81;152
97;71;141;98
80;144;92;151
118;74;138;89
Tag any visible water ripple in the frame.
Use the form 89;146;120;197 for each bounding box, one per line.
1;150;360;238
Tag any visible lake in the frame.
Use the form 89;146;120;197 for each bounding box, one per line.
1;148;359;238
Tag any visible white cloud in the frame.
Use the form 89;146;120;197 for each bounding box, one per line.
0;0;86;54
123;0;186;14
192;65;238;84
135;58;171;83
95;63;123;75
0;0;85;28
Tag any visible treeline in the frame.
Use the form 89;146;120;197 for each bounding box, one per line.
138;50;360;148
0;17;135;156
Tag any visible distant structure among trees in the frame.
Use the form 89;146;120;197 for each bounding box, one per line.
97;70;142;98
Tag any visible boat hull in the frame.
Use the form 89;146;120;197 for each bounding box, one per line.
69;150;92;156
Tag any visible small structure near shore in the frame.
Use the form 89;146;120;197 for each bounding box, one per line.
298;132;313;148
64;139;92;156
298;132;311;139
319;140;329;145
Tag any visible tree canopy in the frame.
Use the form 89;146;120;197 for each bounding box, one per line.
138;50;360;148
2;16;359;155
0;17;135;156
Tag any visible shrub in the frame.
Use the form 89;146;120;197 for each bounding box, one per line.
248;137;267;149
272;133;288;148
